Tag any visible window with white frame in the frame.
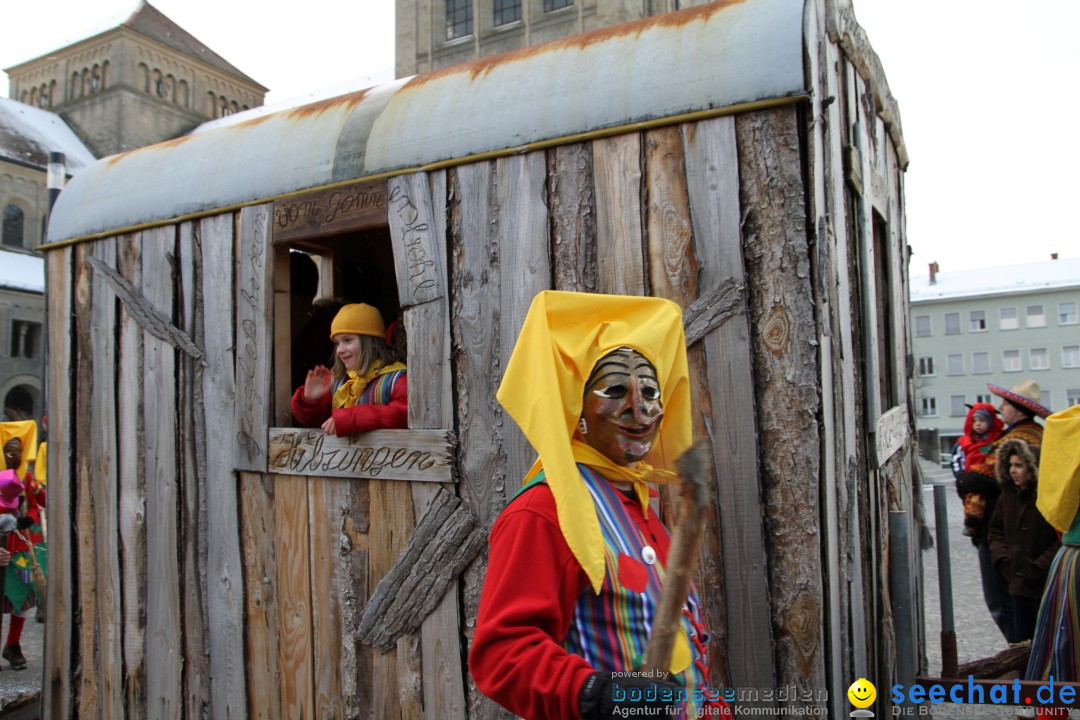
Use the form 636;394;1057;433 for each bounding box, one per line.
1027;304;1047;328
920;396;938;417
972;351;991;374
947;354;964;375
944;312;961;335
1003;349;1022;372
917;356;935;376
446;0;473;39
969;310;987;332
975;393;994;404
1030;347;1050;370
915;315;931;337
1042;390;1052;409
1063;345;1080;369
950;395;967;417
1068;388;1080;406
1060;302;1079;325
1000;307;1019;330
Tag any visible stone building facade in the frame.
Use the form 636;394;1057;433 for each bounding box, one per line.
5;1;267;157
395;0;711;77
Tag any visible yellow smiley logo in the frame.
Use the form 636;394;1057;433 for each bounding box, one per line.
847;678;876;708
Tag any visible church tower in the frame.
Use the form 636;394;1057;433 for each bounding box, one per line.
4;1;267;157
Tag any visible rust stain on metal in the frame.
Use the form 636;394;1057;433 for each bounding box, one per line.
285;88;372;119
403;0;748;89
103;134;195;167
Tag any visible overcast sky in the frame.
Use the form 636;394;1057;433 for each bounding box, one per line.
3;0;1077;276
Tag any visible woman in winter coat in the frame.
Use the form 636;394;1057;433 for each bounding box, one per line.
988;438;1060;643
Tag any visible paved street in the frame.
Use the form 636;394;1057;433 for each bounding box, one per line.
0;609;44;713
920;456;1007;673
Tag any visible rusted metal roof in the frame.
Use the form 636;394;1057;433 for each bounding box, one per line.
47;0;808;244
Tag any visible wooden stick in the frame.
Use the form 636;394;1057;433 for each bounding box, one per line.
642;441;710;675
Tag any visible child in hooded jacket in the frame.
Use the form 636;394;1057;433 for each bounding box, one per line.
988;438;1060;643
952;403;1004;537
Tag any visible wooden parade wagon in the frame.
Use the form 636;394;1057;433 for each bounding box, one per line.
41;0;918;717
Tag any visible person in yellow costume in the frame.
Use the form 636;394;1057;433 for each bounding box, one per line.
0;420;44;670
1026;403;1080;681
469;291;727;720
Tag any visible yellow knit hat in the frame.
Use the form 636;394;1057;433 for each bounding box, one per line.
329;303;385;340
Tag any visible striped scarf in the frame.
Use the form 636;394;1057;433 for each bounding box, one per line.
560;465;709;717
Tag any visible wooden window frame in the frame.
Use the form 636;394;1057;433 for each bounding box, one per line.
264;176;454;484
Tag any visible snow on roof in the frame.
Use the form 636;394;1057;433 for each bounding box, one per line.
0;249;45;293
0;97;95;169
910;257;1080;303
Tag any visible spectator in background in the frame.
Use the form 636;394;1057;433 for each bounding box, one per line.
958;380;1051;644
988;438;1059;643
951;402;1004;537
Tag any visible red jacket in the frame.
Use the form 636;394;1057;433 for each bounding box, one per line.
470;482;696;720
290;373;408;436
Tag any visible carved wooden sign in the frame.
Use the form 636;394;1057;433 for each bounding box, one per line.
272;180;388;242
875;404;909;467
387;174;444;307
234;206;273;472
267;428;456;482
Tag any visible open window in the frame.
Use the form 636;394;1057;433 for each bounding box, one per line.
271;178;401;427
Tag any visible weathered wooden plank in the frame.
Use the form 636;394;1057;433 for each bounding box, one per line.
682;116;777;691
240;472;281;720
338;480;374;720
72;241;101;717
368;478;422;720
681;278;743;347
358;487;484;651
141;226;182;720
268;428;456;482
116;233;148;719
272;248;292;427
736;107;825;695
179;221;211;718
414;168;468;720
201;213;249;719
593;134;645;295
497;152;551;488
309;476;346;720
235;205;274;472
388;173;444;307
43;245;74;720
449;162;510;720
548;143;598;293
643;125;731;686
272;179;388;243
805;3;850;711
274;475;315;719
91;238;124;718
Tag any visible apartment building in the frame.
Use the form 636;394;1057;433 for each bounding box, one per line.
910;256;1080;448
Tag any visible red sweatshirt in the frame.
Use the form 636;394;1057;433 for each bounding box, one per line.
470;483;678;720
290;373;408;436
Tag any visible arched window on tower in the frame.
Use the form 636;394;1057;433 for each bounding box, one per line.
2;205;25;248
90;64;102;92
70;72;81;99
219;96;231;116
177;79;189;108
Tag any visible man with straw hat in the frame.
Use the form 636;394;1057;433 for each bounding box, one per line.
957;380;1051;644
468;291;726;720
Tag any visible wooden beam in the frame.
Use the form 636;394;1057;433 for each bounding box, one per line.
357;487;484;652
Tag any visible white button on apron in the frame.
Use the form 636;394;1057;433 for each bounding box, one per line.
641;546;657;565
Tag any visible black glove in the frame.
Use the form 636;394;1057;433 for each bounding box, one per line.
16;516;33;530
579;671;682;720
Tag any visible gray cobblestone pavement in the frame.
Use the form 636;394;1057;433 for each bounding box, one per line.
0;608;44;712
